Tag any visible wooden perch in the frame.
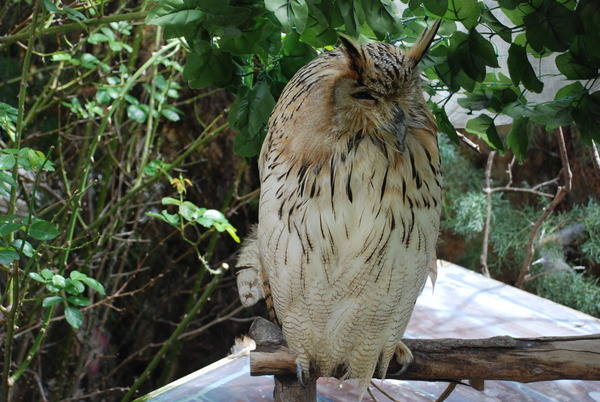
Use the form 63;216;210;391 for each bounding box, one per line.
249;318;600;383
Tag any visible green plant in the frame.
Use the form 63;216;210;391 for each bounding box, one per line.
1;1;238;400
532;270;600;317
145;0;600;160
147;172;241;259
28;269;105;328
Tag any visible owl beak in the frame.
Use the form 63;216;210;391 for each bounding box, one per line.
385;105;408;152
407;19;441;64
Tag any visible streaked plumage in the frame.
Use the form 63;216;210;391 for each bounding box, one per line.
238;21;442;398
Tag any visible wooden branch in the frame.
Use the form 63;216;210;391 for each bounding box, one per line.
250;319;600;383
515;127;573;288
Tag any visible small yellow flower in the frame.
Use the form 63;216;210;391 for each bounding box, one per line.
170;175;193;194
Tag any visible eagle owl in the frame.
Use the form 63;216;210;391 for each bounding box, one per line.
238;20;442;397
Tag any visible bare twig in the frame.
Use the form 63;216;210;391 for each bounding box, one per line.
58;387;129;402
515;127;572;288
178;304;245;341
480;151;495;277
370;380;400;402
490;186;554;198
591;141;600;177
456;131;481;153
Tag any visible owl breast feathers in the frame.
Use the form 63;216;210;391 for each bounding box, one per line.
237;21;442;398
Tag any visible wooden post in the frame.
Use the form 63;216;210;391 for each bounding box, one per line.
249;317;317;401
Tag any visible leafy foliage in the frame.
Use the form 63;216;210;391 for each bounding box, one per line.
145;0;599;161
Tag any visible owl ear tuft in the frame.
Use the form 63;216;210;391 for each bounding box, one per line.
407;19;441;64
339;34;365;76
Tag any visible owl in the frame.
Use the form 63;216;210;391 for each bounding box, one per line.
237;20;442;398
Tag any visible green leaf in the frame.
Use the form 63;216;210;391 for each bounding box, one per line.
555;82;584;101
0;214;15;222
161;197;181;206
299;3;338;48
0;222;21;235
127;104;147;123
506;116;529;162
145;0;204;39
70;270;87;281
52;274;66;288
80;277;106;295
64;305;84;329
0;154;16;169
498;0;518;10
0;248;19;265
337;0;364;37
524;0;581;52
233;127;268;158
65;279;86;295
80;53;101;69
219;19;275;55
0;172;17;189
46;283;61;293
88;33;109;44
29;219;59;241
265;0;309;33
42;0;63;14
530;100;573;129
27;149;46;169
445;0;479;29
363;0;401;39
279;30;317;79
67;296;91;306
578;0;600;35
465;114;504;152
42;296;64;308
449;30;497;83
225;226;240;243
432;103;459;145
198;0;253;31
11;239;34;258
95;89;112;105
481;7;512;43
423;0;448;16
229;81;276;137
572;91;600;144
507;44;543;93
64;7;86;22
161;107;181;122
143;159;171;177
41;268;54;279
29;272;46;283
555;52;598;80
179;201;203;221
162;210;180;225
182;42;234;88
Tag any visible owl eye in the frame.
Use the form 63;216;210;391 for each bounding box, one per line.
351;90;376;101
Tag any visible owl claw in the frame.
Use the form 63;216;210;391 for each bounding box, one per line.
389;341;413;376
296;363;306;388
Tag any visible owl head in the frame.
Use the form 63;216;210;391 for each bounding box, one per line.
338;21;440;100
332;21;440;147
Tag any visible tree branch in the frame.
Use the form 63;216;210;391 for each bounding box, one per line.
250;333;600;383
515;127;572;288
0;12;147;47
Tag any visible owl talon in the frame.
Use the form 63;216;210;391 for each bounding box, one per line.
389;341;414;376
296;363;305;388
